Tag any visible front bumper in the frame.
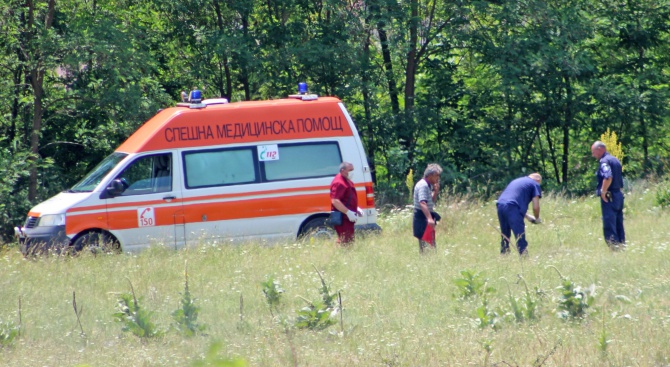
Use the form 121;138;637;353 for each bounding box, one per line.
15;225;70;255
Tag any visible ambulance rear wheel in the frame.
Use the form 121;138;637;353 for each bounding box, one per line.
71;231;120;255
300;217;336;241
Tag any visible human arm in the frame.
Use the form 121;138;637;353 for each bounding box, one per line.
331;198;349;214
600;177;612;202
432;181;440;202
420;201;436;228
332;198;357;222
525;196;541;223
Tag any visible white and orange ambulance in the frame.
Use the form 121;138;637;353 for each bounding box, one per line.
15;90;381;253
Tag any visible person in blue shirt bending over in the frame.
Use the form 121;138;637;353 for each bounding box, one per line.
591;140;625;250
496;173;542;255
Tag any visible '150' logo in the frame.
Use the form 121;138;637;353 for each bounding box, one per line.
138;207;155;227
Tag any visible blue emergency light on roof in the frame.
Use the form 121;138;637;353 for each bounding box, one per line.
298;82;308;95
189;89;202;103
288;82;318;101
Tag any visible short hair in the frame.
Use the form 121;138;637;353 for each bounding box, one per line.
528;172;542;183
592;141;607;150
339;162;352;171
423;163;443;178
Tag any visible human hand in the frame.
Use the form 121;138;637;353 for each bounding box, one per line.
346;210;358;223
427;218;436;228
601;192;609;202
356;207;364;216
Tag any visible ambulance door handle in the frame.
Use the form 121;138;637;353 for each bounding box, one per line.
163;195;176;202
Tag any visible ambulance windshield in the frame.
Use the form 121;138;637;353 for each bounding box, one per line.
69;152;128;192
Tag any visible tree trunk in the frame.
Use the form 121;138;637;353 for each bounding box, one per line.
376;24;399;115
214;0;233;100
638;47;648;170
361;31;376;183
562;74;573;185
26;0;56;202
404;0;418;112
401;0;419;172
240;9;251;101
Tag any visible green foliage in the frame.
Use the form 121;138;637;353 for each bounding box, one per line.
597;309;610;355
454;270;495;299
406;169;414;203
600;129;624;170
549;267;596;321
475;296;503;331
655;183;670;208
191;342;247;367
556;279;596;320
506;277;542;323
113;293;162;339
294;266;338;331
172;266;206;337
260;276;284;317
0;319;20;348
295;300;338;331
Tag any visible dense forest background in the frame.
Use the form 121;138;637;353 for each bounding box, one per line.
1;0;669;241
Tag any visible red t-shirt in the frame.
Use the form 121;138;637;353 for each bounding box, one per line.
330;173;358;211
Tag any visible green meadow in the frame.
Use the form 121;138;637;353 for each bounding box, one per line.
2;180;670;366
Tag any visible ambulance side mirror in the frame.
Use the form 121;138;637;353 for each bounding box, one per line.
106;179;126;197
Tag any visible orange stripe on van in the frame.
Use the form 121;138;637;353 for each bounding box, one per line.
116;98;353;153
66;192;331;234
67;183;372;214
64;182;375;236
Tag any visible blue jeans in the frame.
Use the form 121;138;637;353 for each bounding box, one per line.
497;203;528;254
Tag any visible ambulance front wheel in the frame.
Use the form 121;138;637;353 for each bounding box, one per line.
71;231;120;255
300;217;336;241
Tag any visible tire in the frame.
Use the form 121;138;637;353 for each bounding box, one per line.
71;231;120;255
300;217;336;241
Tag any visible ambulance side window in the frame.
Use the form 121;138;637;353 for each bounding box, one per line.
263;142;341;181
183;147;257;188
115;154;172;196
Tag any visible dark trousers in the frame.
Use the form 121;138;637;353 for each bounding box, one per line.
496;203;528;254
334;220;355;245
601;191;625;246
413;210;441;253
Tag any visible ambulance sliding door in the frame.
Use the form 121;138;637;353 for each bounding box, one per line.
106;153;185;250
181;147;265;245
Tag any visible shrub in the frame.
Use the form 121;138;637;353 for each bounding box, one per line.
172;265;206;337
454;269;495;299
113;280;162;339
0;319;20;348
295;266;339;331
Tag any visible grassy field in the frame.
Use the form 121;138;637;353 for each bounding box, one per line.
1;180;670;366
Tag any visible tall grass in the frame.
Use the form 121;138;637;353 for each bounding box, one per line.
1;181;670;366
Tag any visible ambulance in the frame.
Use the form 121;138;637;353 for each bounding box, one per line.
15;87;381;253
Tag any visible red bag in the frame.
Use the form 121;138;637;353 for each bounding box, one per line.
421;225;436;247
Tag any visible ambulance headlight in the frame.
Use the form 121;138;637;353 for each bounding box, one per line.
38;214;66;227
298;82;308;94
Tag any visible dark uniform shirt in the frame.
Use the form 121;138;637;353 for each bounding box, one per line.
596;152;623;194
497;177;542;216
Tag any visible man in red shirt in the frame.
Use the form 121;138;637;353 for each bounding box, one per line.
330;162;361;245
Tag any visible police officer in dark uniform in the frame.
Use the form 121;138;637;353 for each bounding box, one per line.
591;141;625;249
496;173;542;255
